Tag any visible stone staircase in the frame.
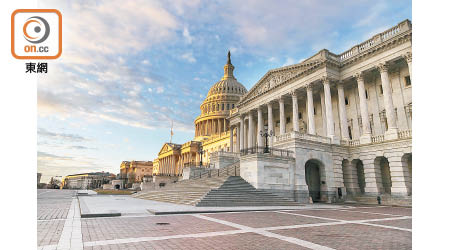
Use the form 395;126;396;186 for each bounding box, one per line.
133;176;229;206
196;176;299;207
134;164;299;207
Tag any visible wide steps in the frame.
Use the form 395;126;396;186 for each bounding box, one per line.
134;165;300;207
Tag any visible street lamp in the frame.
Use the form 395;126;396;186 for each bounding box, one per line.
199;145;204;167
259;125;274;153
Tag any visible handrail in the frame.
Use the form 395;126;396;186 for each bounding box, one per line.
240;147;293;158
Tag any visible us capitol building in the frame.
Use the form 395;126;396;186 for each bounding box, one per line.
148;19;412;203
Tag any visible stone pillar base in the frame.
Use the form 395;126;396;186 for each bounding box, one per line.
360;134;372;144
391;191;410;198
329;135;340;145
385;128;399;140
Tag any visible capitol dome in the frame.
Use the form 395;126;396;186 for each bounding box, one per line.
194;52;247;139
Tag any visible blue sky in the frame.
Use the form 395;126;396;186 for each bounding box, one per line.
37;0;411;182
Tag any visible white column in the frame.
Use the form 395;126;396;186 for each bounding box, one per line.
291;91;299;132
236;124;241;152
355;72;372;144
257;106;263;147
267;102;274;147
229;126;234;152
320;90;327;136
378;63;399;140
243;116;248;149
403;52;412;79
322;77;336;140
279;97;285;134
337;82;349;140
239;117;244;150
218;119;222;134
248;113;254;148
306;85;316;134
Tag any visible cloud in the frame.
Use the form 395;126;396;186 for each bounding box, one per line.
183;26;194;44
37;151;112;181
181;52;197;63
69;145;97;150
156;87;165;94
38;128;88;142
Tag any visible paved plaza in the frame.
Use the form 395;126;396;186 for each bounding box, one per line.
38;190;412;250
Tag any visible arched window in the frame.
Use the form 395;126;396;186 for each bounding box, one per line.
222;103;224;110
227;104;230;110
232;104;235;109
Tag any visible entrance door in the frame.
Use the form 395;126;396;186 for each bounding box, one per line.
305;161;321;202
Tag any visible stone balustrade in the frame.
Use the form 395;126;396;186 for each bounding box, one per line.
338;20;410;62
371;135;385;144
398;129;412;139
211;151;240;158
275;131;331;144
348;139;360;147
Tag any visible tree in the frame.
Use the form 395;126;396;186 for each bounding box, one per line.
127;172;136;184
48;177;61;189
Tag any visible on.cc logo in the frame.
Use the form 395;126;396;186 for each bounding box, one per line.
23;16;50;44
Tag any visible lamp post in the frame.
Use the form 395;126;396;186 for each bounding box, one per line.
199;145;204;167
260;125;274;153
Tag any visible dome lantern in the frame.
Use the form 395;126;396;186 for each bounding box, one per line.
222;50;235;80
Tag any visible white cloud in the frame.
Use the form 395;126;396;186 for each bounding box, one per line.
143;77;154;84
183;26;194;44
142;60;150;65
181;52;196;63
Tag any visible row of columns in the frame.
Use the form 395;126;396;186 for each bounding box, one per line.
196;118;229;137
159;155;178;176
229;59;411;149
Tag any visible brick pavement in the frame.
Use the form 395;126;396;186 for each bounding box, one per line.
81;215;236;242
37;190;75;220
83;233;309;250
270;223;412;250
37;220;65;246
202;211;329;228
366;218;412;229
37;190;412;250
283;208;400;221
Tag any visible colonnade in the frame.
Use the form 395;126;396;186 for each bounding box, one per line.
158;155;178;176
229;59;411;151
196;118;229;137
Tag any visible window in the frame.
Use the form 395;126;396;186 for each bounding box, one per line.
298;112;302;119
276;120;280;127
379;85;383;95
348;126;353;140
286;117;291;124
405;76;411;87
314;107;316;115
365;89;369;99
344;97;349;106
232;104;235;109
222;103;224;110
227;104;230;110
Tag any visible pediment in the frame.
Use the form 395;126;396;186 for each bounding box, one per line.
239;54;324;104
158;143;172;155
